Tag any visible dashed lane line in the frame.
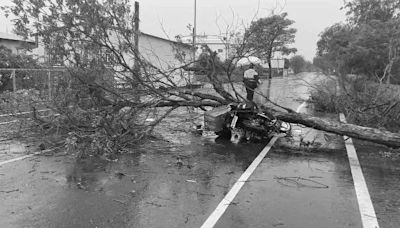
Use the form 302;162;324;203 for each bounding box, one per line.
340;113;380;228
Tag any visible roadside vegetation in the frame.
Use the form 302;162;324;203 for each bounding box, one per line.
309;77;400;132
310;0;400;133
289;55;316;74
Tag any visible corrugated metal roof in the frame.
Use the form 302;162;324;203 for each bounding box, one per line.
0;32;35;43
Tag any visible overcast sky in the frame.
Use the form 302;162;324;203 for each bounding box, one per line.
0;0;346;60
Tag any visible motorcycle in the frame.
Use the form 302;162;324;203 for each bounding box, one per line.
204;102;291;143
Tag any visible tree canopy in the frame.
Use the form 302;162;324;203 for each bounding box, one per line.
289;55;306;74
343;0;400;24
316;0;400;84
245;13;297;78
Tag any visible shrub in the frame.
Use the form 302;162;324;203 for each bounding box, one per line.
309;76;400;131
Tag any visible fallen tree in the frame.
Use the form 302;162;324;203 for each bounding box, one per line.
4;0;400;156
274;111;400;148
146;84;400;148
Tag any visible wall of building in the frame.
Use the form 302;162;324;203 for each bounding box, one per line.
184;35;232;62
139;34;193;87
0;36;46;64
1;32;194;87
0;39;35;55
29;41;46;63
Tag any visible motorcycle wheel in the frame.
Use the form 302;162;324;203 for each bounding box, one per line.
230;128;245;143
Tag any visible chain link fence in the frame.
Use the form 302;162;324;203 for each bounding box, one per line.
0;68;71;115
0;68;69;96
0;67;120;114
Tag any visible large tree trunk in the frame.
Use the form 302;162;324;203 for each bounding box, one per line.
267;58;272;79
274;111;400;148
151;93;400;148
154;93;400;148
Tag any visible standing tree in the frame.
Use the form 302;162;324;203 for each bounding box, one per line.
245;13;297;79
343;0;400;25
289;55;306;74
313;55;335;75
317;0;400;84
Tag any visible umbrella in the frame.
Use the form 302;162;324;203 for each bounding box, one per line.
236;56;262;66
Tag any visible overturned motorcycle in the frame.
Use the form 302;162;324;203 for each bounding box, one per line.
203;103;291;143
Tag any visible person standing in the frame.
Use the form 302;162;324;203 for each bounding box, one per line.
243;63;260;101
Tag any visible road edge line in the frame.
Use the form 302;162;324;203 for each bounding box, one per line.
0;153;36;167
339;113;380;228
0;149;56;167
200;136;278;228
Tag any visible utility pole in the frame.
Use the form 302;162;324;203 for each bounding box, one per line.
134;1;140;75
192;0;197;61
190;0;197;111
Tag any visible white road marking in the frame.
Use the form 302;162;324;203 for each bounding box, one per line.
339;113;380;228
0;148;58;167
0;109;51;118
0;120;19;125
296;101;307;113
201;101;307;227
0;153;38;167
0;113;60;125
200;136;279;228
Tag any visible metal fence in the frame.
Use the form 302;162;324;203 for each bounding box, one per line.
0;68;72;116
0;68;69;98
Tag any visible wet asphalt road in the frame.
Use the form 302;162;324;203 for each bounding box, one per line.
215;150;361;228
0;126;266;228
0;72;399;228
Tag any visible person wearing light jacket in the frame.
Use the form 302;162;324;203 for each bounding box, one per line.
243;63;260;101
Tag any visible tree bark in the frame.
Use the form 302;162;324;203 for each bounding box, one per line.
267;56;272;79
274;111;400;148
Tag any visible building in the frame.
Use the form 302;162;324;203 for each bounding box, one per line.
260;58;290;77
136;32;194;87
181;34;232;61
196;35;231;61
87;32;194;87
0;31;194;87
0;32;36;55
139;32;193;71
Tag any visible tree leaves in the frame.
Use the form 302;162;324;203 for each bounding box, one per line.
245;13;297;57
244;13;297;78
316;0;400;82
